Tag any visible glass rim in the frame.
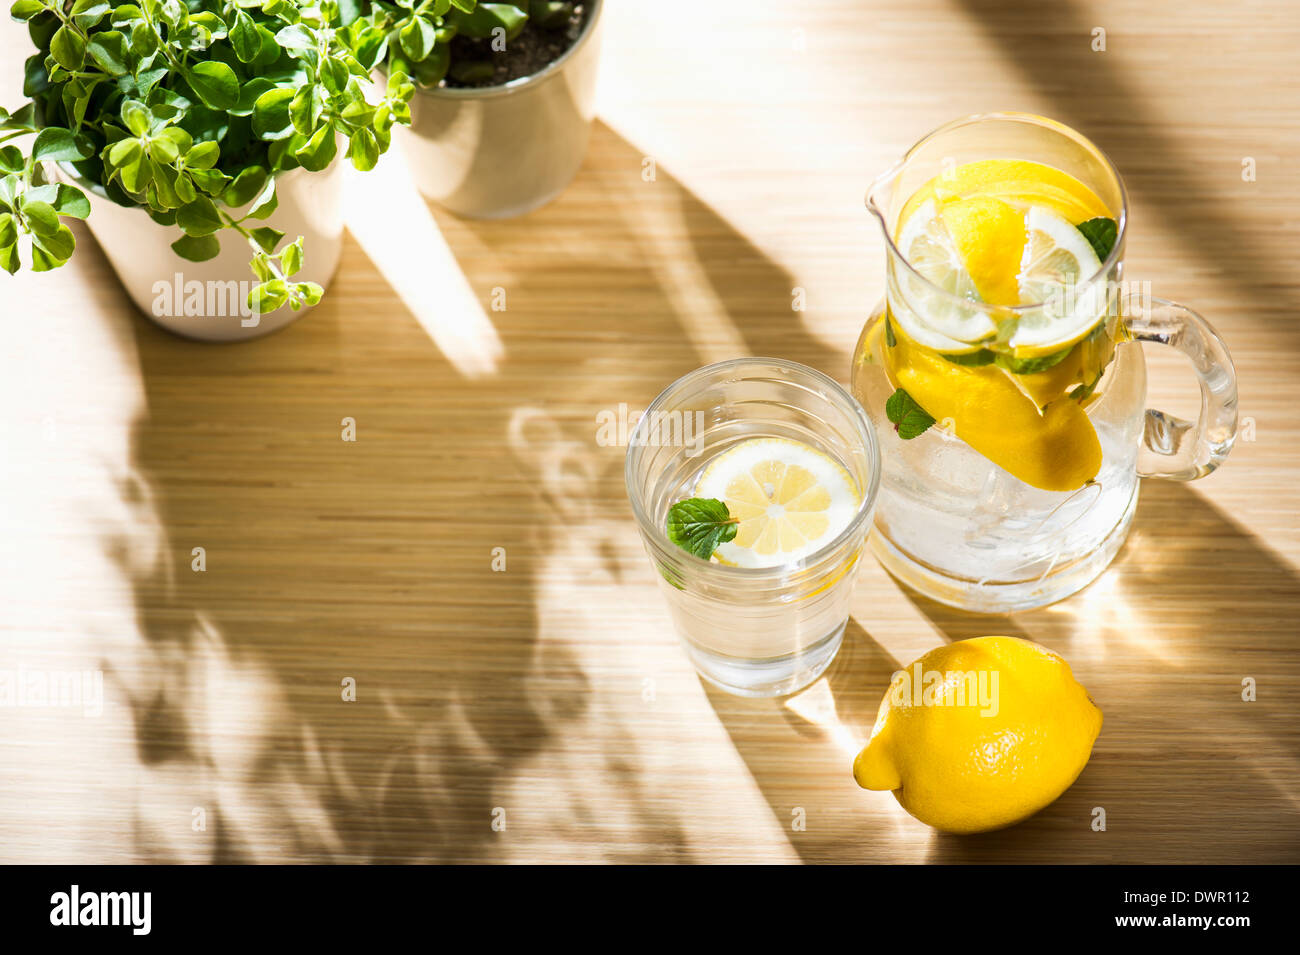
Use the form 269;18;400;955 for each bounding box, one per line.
865;111;1130;317
624;357;881;582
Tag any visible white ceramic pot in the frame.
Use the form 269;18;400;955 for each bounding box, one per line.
399;0;603;218
55;160;344;341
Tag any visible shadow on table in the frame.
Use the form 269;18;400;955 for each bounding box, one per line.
915;479;1300;863
115;120;837;861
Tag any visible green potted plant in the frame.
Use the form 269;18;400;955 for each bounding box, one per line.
347;0;602;218
0;0;417;339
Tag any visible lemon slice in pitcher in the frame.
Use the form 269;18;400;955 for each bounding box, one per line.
890;199;998;350
1010;206;1106;354
695;438;861;568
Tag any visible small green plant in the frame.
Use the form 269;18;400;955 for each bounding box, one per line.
348;1;572;89
0;0;423;314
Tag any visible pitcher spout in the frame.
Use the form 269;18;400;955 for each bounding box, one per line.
865;156;905;235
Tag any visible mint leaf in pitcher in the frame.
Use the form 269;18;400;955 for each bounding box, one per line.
666;498;739;560
1077;217;1118;261
886;388;936;439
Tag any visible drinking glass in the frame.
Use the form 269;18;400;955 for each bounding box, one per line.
852;113;1238;612
626;358;881;697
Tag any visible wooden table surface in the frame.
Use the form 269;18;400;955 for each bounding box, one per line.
2;0;1299;864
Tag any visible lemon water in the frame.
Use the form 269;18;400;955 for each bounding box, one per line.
625;359;879;697
652;436;865;691
853;309;1145;609
857;154;1142;609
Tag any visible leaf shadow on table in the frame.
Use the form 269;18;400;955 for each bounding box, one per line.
115;119;849;862
123;292;580;861
912;479;1300;863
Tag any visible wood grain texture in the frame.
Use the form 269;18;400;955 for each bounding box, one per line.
1;0;1298;863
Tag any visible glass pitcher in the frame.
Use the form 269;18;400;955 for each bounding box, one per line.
851;113;1237;612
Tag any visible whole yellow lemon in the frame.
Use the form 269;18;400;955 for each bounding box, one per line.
854;636;1102;834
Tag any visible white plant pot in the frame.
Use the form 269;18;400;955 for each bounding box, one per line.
399;0;604;219
55;160;344;341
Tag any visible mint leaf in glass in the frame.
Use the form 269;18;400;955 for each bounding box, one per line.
885;388;936;439
1076;216;1118;261
666;498;739;560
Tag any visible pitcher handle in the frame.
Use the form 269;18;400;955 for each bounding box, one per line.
1123;292;1238;481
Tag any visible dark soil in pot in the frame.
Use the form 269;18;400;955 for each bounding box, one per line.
444;3;591;88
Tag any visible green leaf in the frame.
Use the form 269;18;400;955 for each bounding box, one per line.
530;0;571;28
70;0;110;30
449;59;494;84
274;23;315;51
188;166;230;194
398;15;435;61
171;231;220;261
184;140;220;169
280;236;302;276
346;127;377;171
1076;216;1118;261
50;25;87;71
942;349;996;367
0;242;19;275
249;251;274;282
885;388;935;440
251;23;280;66
248;278;289;314
187;61;239;110
294;123;336;172
665;498;739;561
86;30;129;75
176;195;224;236
0;103;36;133
148;134;180;164
119;153;151;193
244;177;278;219
20;198;59;235
995;346;1073;376
222;164;267;207
31;126;93;162
0;145;23;174
30;221;75;263
295;280;322;305
35;182;89;218
107;137;142;167
289;84;318;135
231;76;274;116
249;225;282;253
10;0;46;21
122;99;151;136
451;2;529;40
229;10;261;62
410;44;449;86
251;86;296;140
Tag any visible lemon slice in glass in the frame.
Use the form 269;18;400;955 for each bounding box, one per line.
892;199;999;349
1010;206;1105;353
695;438;861;568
